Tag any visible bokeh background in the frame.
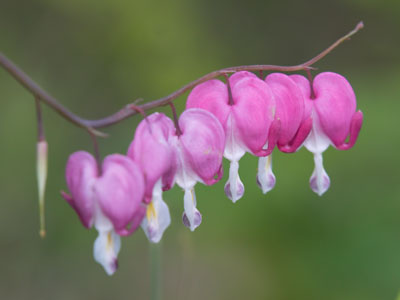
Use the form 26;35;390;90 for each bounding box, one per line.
1;0;399;299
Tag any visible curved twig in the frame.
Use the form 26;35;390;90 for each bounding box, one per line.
0;22;363;136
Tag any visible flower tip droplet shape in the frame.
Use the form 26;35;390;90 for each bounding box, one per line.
141;179;171;243
256;155;276;194
309;153;331;196
93;230;121;276
182;210;202;231
224;160;245;202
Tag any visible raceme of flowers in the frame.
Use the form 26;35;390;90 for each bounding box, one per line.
61;71;363;275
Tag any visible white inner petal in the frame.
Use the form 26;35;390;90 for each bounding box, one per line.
92;203;120;275
304;108;331;154
224;160;245;203
93;228;121;276
141;179;171;243
183;187;201;231
172;136;198;189
224;114;246;161
257;154;276;194
310;152;331;196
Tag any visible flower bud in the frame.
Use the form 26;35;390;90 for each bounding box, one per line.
36;140;48;238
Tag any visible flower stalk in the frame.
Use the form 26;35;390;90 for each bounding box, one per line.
150;242;162;300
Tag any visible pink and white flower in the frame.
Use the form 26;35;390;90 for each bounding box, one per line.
257;73;312;194
291;72;363;195
61;152;145;275
127;113;176;243
186;71;280;202
170;108;225;231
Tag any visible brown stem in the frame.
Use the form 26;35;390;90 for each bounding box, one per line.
306;69;316;100
0;22;364;136
35;97;45;141
223;74;234;106
89;131;102;174
0;53;106;137
169;102;182;136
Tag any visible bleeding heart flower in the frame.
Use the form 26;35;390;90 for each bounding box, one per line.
127;112;176;243
170;108;225;231
291;72;363;196
257;73;312;194
61;152;145;275
186;71;280;203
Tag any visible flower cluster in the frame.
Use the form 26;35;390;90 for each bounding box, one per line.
61;71;363;275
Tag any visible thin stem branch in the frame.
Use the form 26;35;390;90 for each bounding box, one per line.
35;97;45;141
305;69;316;100
223;73;234;106
89;131;102;174
0;53;105;136
0;22;363;136
169;102;182;136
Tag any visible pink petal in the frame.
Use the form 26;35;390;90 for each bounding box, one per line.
290;74;313;120
116;205;146;236
64;151;98;228
265;73;305;147
278;116;313;153
228;71;258;87
186;79;231;129
178;108;225;185
94;154;145;235
254;118;281;156
336;110;363;150
313;72;357;147
231;75;276;156
127;113;176;203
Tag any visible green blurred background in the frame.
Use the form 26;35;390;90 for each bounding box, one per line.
1;0;399;299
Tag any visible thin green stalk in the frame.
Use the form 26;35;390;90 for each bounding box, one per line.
150;242;162;300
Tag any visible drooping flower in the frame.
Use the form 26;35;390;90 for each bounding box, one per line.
291;72;363;195
61;152;145;275
127;112;176;243
257;73;312;194
170;108;225;231
186;71;280;202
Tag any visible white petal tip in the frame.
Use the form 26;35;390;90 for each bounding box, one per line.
256;174;276;195
182;211;202;231
310;173;330;196
224;181;245;203
309;152;330;196
141;188;171;244
93;230;121;276
104;258;118;276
